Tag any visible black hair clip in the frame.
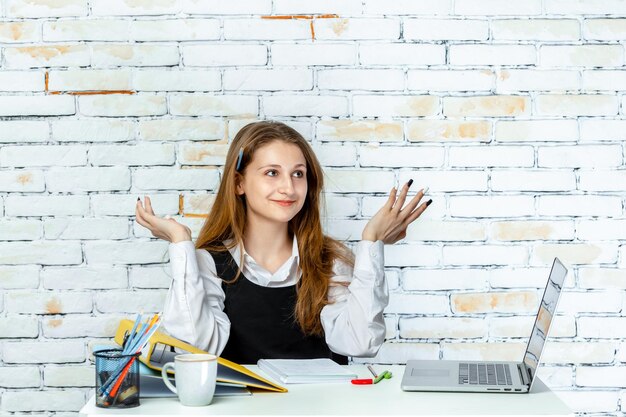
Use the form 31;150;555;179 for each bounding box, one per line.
235;147;244;171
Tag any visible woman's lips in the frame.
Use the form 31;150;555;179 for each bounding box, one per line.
272;200;296;207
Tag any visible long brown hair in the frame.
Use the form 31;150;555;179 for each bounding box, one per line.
195;121;354;336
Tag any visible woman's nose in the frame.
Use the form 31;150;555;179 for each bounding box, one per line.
278;175;295;194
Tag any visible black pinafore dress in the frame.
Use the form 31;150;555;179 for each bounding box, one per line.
209;249;348;365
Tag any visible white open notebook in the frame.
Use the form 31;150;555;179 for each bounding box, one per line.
257;358;357;384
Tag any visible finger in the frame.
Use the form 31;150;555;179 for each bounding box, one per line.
135;200;145;221
392;180;412;212
144;196;156;216
136;202;158;229
399;188;426;218
384;186;397;210
136;198;149;219
404;199;432;226
135;206;154;230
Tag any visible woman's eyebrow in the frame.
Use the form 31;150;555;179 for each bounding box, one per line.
257;163;306;170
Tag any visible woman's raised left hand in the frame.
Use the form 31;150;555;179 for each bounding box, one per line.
361;180;431;244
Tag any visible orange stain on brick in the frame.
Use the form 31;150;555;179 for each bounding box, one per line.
479;96;526;115
493;96;526;115
16;172;33;185
328;120;403;141
451;96;527;117
494;222;554;241
21;45;72;60
457;121;490;139
48;318;63;328
184;194;216;217
182;147;211;163
407;96;438;116
102;45;134;60
262;14;338;40
46;297;63;314
453;292;536;313
10;23;23;40
499;70;511;80
408;120;491;142
453;294;480;313
332;19;349;36
179;194;208;216
185;213;208;218
0;23;25;40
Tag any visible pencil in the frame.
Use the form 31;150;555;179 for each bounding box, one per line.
100;314;162;395
367;365;378;378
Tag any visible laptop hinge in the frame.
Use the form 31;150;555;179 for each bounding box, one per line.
517;364;530;386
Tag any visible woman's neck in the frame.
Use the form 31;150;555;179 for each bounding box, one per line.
243;217;293;272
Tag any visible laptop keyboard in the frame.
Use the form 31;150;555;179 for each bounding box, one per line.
459;363;513;386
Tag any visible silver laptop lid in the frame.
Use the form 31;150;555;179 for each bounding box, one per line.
522;257;567;390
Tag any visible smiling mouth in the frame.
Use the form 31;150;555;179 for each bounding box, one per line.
272;200;296;206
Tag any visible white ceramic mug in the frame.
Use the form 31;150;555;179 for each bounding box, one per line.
161;353;218;407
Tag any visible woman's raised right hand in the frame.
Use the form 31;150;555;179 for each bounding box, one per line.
135;196;192;243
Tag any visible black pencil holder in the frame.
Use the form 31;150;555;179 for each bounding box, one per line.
94;349;140;408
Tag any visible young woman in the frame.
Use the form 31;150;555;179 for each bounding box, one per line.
135;121;431;364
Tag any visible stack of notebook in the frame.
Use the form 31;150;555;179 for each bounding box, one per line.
257;358;357;384
139;364;251;398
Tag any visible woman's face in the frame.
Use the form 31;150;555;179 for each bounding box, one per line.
236;140;308;226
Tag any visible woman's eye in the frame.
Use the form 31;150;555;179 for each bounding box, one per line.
266;170;278;177
293;171;305;178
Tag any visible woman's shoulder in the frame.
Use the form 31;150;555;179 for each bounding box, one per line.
195;239;233;256
195;240;241;274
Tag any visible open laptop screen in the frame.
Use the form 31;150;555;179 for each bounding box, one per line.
522;258;567;384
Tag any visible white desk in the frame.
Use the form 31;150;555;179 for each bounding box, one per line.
80;365;572;416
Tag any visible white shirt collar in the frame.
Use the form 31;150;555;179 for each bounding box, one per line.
224;235;300;287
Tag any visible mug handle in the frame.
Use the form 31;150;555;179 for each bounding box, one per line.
161;362;177;394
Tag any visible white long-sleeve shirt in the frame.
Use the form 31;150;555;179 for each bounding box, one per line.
161;236;388;358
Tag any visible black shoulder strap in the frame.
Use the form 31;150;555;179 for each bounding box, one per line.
207;247;239;283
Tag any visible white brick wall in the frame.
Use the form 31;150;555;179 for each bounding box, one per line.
1;1;625;415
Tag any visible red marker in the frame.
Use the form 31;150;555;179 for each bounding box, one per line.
351;378;373;385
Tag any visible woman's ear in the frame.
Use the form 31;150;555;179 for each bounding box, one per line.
235;174;245;195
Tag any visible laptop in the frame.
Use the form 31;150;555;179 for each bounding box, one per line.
401;257;567;394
